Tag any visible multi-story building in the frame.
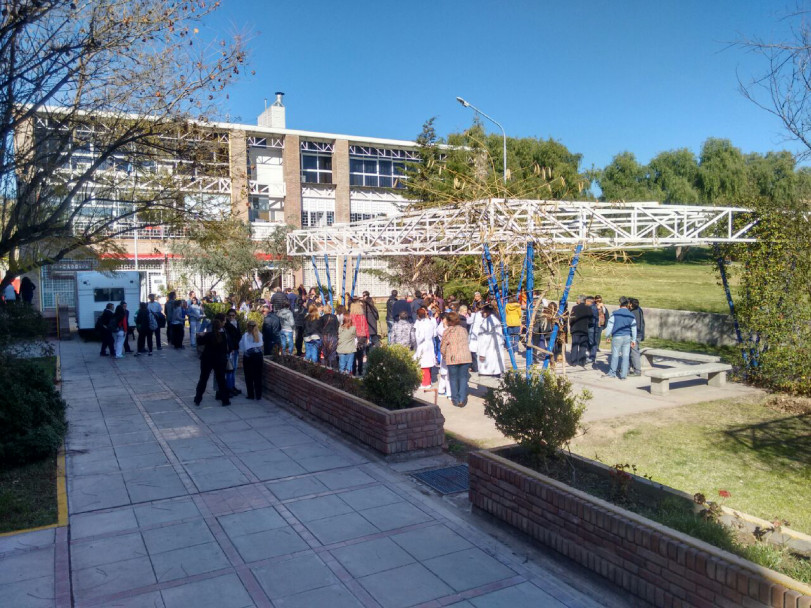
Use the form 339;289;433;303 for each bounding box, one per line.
33;93;421;309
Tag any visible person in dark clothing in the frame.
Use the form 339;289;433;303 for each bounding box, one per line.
20;276;36;304
410;290;424;318
270;287;288;312
223;309;242;396
164;292;177;347
303;304;323;362
286;287;297;310
385;290;398;335
628;298;645;375
194;317;230;406
134;302;155;355
261;304;282;355
320;305;340;368
97;303;115;356
569;295;593;367
390;296;412;323
362;291;380;347
588;295;609;364
294;295;307;356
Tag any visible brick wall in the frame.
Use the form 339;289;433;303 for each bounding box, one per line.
469;450;811;608
262;360;445;456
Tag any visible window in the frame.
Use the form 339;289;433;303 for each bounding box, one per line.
93;288;125;302
301;153;332;184
349;153;407;189
349;212;384;223
301;211;334;227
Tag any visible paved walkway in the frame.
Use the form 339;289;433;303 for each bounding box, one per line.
421;349;762;448
1;339;635;608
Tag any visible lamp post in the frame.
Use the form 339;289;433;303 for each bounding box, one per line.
456;97;508;189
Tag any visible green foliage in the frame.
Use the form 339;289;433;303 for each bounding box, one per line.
484;369;590;458
201;302;262;334
0;358;67;466
363;345;422;410
0;302;49;348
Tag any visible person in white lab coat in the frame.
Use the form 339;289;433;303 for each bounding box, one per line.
476;305;505;377
413;307;437;387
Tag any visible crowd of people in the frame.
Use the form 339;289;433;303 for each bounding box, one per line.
97;284;646;409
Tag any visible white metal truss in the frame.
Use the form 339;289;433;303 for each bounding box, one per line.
248;181;286;198
348;145;420;161
286;199;759;257
247;136;284;149
300;140;334;153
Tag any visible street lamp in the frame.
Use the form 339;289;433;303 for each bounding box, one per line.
456;97;508;188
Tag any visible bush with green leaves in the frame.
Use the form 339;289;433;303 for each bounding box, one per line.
363;345;422;410
0;357;67;466
201;302;262;333
0;302;49;348
484;369;590;459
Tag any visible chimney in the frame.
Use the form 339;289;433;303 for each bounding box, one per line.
258;91;286;129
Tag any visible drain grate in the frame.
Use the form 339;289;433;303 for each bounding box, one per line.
412;464;469;494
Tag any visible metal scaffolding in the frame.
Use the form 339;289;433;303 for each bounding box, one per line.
286;199;758;257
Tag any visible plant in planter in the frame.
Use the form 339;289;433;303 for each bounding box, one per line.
363;345;422;410
483;369;590;461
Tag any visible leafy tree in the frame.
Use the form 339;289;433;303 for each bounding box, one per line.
171;222;300;298
597;152;662;202
0;0;247;290
697;138;748;204
648;148;700;204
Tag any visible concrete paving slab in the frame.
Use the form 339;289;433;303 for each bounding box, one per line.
469;581;568;607
72;556;156;602
266;476;328;500
150;541;231;582
122;465;188;503
274;583;364;608
338;485;402;511
71;532;147;570
315;468;376;490
359;501;433;531
227;525;309;562
329;537;415;578
70;507;138;540
0;575;55;608
133;497;201;527
389;524;474;561
216;429;274;453
167;437;223;462
0;546;54;584
422;547;517;592
303;512;379;545
285;494;356;523
217;506;287;537
358;562;454;608
237;449;307;481
0;528;55;554
160;573;253;608
250;552;338;599
183;457;250;492
297;454;354;473
68;472;131;513
141;519;215;554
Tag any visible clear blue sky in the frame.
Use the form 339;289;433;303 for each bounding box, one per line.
207;1;802;171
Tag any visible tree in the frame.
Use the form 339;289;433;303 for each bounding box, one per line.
738;10;811;158
648;148;700;204
696;138;748;204
597;151;663;202
171;221;300;298
0;0;247;289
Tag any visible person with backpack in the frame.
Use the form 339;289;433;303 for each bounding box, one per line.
194;316;230;406
628;297;646;376
147;294;165;350
135;301;157;355
112;301;129;359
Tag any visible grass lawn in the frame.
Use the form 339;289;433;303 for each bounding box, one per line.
0;455;58;533
557;248;738;314
569;397;811;535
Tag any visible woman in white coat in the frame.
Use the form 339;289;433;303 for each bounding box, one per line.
476;305;505;377
467;308;483;374
413;307;437;387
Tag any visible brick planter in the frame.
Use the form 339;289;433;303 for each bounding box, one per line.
469;447;811;608
262;359;444;457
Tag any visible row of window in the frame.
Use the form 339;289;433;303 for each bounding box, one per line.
301;153;409;188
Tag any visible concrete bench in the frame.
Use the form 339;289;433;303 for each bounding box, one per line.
644;362;732;395
640;348;721;368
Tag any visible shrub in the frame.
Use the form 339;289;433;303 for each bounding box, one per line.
363;345;422;410
0;302;49;347
483;369;590;459
202;302;262;333
0;358;67;465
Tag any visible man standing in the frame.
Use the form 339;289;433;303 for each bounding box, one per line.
147;294;164;350
589;295;609;365
569;295;593;367
410;290;424;318
261;304;282;355
363;291;381;348
97;303;115;356
164;292;177;347
602;297;637;380
385;290;398;335
270;286;288;312
628;298;646;376
391;293;412;323
223;309;242;397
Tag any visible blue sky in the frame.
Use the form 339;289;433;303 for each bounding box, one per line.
207;1;802;171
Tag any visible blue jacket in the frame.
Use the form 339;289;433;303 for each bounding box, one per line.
604;308;637;341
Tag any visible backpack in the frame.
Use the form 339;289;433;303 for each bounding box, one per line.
154;310;166;328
